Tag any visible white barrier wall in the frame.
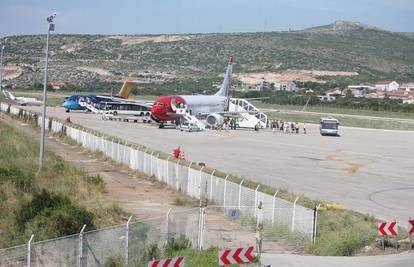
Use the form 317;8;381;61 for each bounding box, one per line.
5;104;315;239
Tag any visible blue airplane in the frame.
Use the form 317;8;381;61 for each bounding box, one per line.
63;80;133;112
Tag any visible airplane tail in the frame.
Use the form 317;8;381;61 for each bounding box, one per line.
2;90;16;100
118;80;133;99
215;56;234;97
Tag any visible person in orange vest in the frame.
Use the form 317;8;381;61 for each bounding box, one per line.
65;116;71;124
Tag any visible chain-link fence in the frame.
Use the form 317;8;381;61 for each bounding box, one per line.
0;103;317;265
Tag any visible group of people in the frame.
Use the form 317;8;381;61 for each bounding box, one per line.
270;120;307;134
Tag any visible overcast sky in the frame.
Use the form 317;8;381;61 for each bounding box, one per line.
1;0;413;37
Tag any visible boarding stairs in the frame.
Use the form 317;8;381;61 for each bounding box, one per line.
78;100;103;114
176;107;206;131
228;98;268;128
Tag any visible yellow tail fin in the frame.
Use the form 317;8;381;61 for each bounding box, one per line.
118;80;133;99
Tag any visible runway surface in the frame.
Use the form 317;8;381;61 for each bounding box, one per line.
28;106;414;224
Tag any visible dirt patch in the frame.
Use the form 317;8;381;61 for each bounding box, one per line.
61;43;82;53
2;65;22;80
99;35;193;45
237;69;359;84
77;66;113;77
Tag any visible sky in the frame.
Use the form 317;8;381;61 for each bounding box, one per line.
0;0;413;37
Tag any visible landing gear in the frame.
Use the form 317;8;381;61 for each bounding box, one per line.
65;109;70;113
159;122;165;129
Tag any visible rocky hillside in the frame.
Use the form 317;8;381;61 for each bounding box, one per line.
1;21;414;90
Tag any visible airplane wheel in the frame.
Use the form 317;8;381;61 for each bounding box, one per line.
66;109;70;113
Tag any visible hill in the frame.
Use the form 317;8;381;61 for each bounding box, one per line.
1;21;414;93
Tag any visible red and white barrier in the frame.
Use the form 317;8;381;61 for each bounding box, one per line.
378;221;398;236
148;256;184;267
219;246;254;266
409;219;414;235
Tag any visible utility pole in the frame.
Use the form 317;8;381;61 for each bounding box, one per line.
38;13;56;171
0;45;5;90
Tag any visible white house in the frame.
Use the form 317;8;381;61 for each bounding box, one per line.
375;80;399;92
400;83;414;93
277;81;297;92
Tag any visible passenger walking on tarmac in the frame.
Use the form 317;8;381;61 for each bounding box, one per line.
303;122;307;134
279;120;284;132
290;122;295;133
295;122;300;134
275;120;279;131
272;120;276;133
254;122;260;133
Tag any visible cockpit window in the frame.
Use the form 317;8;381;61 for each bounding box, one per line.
155;102;163;106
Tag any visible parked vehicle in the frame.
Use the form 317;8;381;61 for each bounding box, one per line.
320;117;340;136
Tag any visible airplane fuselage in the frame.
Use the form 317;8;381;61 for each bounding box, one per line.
151;95;228;122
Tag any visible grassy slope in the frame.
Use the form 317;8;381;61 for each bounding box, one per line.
2;28;414;88
0;121;126;248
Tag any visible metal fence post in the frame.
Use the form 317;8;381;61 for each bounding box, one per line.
198;207;206;251
254;185;260;218
27;234;34;267
238;179;244;209
223;175;229;208
166;208;172;245
125;215;132;265
291;197;299;232
78;224;86;267
312;204;321;243
209;170;215;201
272;190;279;225
198;166;205;201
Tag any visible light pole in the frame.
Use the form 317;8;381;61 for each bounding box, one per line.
38;13;56;171
0;45;5;90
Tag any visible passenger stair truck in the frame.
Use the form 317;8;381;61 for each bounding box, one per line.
78;100;103;114
176;107;206;131
228;98;268;128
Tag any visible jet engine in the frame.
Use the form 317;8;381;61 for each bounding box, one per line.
206;113;224;128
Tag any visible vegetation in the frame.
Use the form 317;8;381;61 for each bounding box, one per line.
0;122;126;248
2;23;414;91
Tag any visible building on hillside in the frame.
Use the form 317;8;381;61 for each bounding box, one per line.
277;81;297;92
400;83;414;93
375;80;399;92
347;84;373;96
49;82;66;90
387;89;414;104
325;88;345;96
365;92;385;99
318;95;336;102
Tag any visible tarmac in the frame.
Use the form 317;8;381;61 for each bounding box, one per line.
27;106;414;225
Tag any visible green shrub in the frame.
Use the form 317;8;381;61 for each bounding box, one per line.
143;243;161;262
0;167;33;192
165;235;192;254
16;189;95;235
86;174;106;192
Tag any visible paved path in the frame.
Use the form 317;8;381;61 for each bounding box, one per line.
26;106;414;224
261;252;414;267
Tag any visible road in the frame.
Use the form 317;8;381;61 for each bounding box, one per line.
262;252;414;267
26;106;414;224
263;108;414;124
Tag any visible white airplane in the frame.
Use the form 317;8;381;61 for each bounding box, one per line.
2;90;43;106
151;57;268;129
